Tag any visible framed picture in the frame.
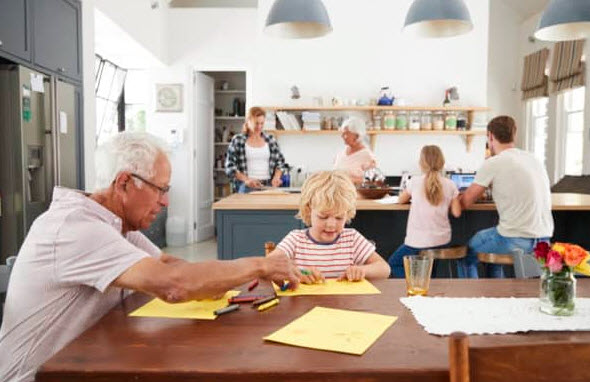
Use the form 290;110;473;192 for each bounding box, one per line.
155;83;183;112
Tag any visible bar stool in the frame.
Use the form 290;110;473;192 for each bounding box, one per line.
477;252;513;278
419;246;467;278
264;242;276;256
478;251;541;279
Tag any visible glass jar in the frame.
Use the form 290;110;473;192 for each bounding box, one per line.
421;111;432;130
456;112;468;130
540;268;576;316
432;111;444;130
383;112;395;130
445;111;457;130
374;114;383;130
395;111;408;130
409;111;421;130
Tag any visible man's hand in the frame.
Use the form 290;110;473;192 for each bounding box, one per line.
299;267;325;284
271;176;282;188
260;254;300;290
338;266;366;282
245;178;263;189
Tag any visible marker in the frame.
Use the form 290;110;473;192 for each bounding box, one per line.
257;298;279;312
252;295;276;308
214;304;240;316
247;279;259;291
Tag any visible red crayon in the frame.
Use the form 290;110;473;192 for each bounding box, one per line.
247;279;259;291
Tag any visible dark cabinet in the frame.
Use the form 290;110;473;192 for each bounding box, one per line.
0;0;31;61
32;0;81;82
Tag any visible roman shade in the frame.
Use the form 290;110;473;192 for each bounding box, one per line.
521;48;550;100
549;39;586;93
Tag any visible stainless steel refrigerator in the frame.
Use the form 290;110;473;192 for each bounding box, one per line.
0;65;78;261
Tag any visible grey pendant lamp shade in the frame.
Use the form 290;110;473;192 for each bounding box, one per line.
534;0;590;41
265;0;332;39
403;0;473;38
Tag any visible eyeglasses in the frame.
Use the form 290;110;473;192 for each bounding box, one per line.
130;173;170;196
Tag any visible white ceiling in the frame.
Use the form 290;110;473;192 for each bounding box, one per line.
498;0;550;20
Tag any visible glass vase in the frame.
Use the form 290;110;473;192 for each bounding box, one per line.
539;268;576;316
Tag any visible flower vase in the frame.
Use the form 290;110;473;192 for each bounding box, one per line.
539;268;576;316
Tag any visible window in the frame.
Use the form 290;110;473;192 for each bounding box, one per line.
562;87;585;176
123;70;148;133
527;97;549;166
95;55;127;145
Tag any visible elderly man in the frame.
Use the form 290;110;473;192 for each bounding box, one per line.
0;132;300;382
459;116;554;278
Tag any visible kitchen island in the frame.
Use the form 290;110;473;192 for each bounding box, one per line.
213;192;590;263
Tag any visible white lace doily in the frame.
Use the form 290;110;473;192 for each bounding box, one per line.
400;297;590;335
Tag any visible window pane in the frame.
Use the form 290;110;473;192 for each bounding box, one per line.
107;68;126;102
567;111;584;133
96;61;115;99
565;131;584;175
96;101;119;145
532;98;548;117
533;116;548;165
125;105;146;132
565;87;585;112
125;70;148;104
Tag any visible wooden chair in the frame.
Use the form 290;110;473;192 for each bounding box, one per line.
420;246;467;278
449;331;590;382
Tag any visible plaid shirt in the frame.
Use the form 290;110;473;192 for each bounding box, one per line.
225;132;287;187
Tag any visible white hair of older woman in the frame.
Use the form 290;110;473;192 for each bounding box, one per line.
94;132;169;191
339;117;368;143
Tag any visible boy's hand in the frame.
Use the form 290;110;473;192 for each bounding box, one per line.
299;267;325;284
338;266;366;282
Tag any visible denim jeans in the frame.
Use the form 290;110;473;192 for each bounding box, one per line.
458;227;550;278
388;243;450;278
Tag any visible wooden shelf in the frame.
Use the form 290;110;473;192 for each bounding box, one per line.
215;90;246;94
215;116;244;120
262;105;490;112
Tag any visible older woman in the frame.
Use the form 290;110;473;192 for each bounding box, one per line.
225;107;287;193
334;117;377;185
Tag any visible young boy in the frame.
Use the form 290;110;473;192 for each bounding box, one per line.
269;170;390;283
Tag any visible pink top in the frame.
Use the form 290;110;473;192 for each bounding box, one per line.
334;148;376;181
404;175;459;248
277;228;375;278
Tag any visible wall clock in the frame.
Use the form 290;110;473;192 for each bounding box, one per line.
155;84;183;112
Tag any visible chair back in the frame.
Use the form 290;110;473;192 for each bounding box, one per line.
449;331;590;382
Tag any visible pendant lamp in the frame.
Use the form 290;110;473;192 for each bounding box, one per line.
535;0;590;42
265;0;332;39
403;0;473;38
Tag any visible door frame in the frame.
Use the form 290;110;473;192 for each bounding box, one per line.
189;65;251;243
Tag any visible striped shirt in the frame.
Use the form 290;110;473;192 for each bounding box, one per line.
277;229;375;278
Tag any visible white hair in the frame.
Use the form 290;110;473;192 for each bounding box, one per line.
94;132;169;191
339;117;367;143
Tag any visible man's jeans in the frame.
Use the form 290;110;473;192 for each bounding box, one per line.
458;227;550;278
388;243;449;278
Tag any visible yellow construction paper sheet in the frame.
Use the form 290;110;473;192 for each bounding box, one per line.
275;279;381;296
129;291;240;320
264;306;397;355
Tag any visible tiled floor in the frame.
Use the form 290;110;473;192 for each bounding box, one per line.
163;238;218;262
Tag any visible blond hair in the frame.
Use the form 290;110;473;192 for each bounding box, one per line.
419;145;445;206
242;106;266;135
297;170;357;226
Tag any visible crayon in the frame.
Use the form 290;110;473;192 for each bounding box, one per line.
300;269;311;276
247;279;259;291
257;298;279;312
251;295;276;307
214;304;240;316
228;296;264;304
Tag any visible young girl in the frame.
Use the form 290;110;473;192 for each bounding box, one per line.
388;145;461;278
269;170;390;283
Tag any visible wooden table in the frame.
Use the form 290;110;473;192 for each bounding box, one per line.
37;279;590;382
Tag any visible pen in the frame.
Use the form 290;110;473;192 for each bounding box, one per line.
257;298;279;312
247;279;259;291
214;304;240;316
252;295;276;307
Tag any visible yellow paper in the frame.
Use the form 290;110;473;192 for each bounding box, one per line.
264;306;397;355
129;291;240;320
275;279;380;296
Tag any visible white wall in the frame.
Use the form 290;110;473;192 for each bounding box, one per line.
487;0;521;133
81;0;96;191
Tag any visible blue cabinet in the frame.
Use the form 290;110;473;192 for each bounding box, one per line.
0;0;31;62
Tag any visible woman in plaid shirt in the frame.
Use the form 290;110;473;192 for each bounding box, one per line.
225;107;288;193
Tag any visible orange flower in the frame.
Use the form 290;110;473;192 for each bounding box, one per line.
563;244;588;267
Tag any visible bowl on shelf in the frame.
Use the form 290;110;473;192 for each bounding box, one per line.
356;186;391;200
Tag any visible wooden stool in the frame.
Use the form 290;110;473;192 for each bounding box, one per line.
264;242;276;257
419;246;467;278
477;253;514;265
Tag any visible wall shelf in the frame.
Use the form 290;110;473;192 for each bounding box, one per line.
261;105;489;152
215;90;246;94
215;116;245;120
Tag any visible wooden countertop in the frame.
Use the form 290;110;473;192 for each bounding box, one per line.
212;192;590;211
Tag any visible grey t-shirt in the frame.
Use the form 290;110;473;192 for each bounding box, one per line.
0;187;161;382
474;148;554;238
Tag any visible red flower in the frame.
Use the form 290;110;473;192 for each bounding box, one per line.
534;241;550;261
546;250;564;273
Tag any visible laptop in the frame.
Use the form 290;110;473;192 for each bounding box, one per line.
449;173;476;192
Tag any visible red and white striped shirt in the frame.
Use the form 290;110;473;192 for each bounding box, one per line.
277;229;376;278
